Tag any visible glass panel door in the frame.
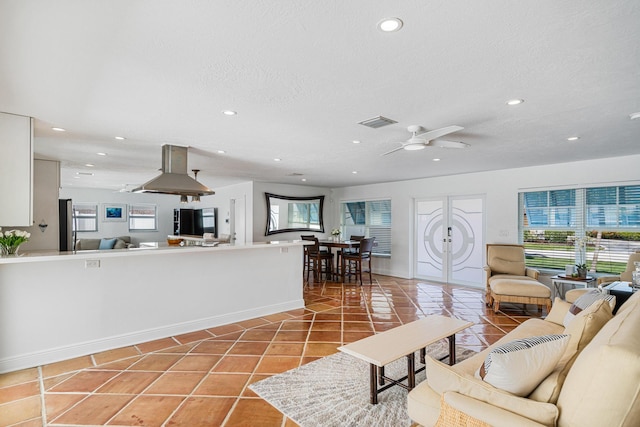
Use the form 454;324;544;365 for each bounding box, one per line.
415;196;484;287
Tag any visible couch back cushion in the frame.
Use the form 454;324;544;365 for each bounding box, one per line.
487;245;526;276
556;301;640;427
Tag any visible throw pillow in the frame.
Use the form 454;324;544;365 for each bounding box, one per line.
98;238;117;250
545;298;572;326
563;289;616;328
529;298;613;403
476;334;570;396
490;257;526;276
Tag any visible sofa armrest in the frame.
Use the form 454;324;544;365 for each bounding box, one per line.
525;267;540;280
597;275;620;286
483;266;491;285
426;357;558;426
437;392;547;427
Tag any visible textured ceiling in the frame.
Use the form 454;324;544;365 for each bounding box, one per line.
1;0;639;191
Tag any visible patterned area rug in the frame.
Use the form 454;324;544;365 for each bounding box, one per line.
250;340;476;427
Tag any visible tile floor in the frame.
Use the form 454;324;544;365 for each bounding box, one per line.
0;275;547;426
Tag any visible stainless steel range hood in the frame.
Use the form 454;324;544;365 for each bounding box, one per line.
132;145;214;196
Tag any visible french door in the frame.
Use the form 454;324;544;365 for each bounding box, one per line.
415;196;485;287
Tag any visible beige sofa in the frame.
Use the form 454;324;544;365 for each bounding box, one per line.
75;235;133;250
408;290;640;427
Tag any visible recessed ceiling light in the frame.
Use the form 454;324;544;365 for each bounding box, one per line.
97;152;107;156
85;163;95;167
567;136;580;141
352;140;361;144
301;178;307;182
73;176;80;179
378;18;403;32
115;136;125;140
352;171;358;174
274;158;281;162
433;158;441;162
506;99;524;106
222;110;237;116
217;150;226;154
630;112;640;120
52;127;66;132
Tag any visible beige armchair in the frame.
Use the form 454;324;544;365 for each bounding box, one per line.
596;251;640;286
484;244;552;313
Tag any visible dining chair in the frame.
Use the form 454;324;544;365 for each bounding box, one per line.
301;235;333;283
336;235;365;280
343;237;375;285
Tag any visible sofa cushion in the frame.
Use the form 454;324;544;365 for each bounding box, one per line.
99;238;117;249
476;335;569;396
424;357;559;426
563;289;616;327
556;299;640;427
490;279;551;298
529;298;613;403
545;298;571;326
490;257;526;276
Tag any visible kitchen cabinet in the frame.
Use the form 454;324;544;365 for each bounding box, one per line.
0;112;34;226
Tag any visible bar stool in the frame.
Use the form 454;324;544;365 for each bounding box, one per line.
343;237;375;285
302;236;333;283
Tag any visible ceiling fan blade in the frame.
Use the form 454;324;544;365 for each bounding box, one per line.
428;139;469;149
381;145;406;156
415;125;464;141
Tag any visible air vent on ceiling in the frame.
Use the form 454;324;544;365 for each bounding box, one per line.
358;116;398;129
288;172;304;176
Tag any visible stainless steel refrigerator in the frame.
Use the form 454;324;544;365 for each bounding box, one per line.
59;199;74;251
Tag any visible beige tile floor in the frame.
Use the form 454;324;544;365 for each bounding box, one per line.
0;275;546;426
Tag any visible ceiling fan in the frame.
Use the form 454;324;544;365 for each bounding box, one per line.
382;125;467;155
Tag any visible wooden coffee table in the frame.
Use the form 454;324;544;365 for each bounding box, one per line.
338;315;473;404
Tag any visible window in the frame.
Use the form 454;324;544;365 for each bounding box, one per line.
73;204;98;232
287;202;319;229
520;185;640;274
129;204;157;231
340;199;391;255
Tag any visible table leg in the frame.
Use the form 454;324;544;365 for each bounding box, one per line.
370;363;378;404
420;347;426;364
379;366;385;385
447;335;456;365
407;353;416;389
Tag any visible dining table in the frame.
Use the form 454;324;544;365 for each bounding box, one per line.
318;239;362;282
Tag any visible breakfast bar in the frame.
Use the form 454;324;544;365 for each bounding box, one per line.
0;241;305;373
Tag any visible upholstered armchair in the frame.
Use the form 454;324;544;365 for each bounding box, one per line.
484;244;552;313
596;251;640;286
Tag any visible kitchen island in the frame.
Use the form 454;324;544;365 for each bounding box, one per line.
0;241;305;373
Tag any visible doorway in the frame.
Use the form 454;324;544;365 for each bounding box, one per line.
229;196;246;244
415;196;484;287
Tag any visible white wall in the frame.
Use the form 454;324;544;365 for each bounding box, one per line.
332;154;640;279
18;159;60;251
203;181;254;241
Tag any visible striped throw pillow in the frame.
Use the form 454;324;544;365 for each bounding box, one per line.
563;289;616;328
476;334;570;396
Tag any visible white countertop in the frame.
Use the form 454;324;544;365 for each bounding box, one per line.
0;240;307;264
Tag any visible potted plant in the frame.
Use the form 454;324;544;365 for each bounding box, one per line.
331;228;341;242
0;227;30;256
575;263;588;279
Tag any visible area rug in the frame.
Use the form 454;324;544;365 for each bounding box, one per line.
250;340;477;427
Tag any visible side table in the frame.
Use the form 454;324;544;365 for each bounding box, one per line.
550;275;596;299
603;281;637;314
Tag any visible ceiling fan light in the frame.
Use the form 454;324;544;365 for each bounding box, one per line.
404;144;425;151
